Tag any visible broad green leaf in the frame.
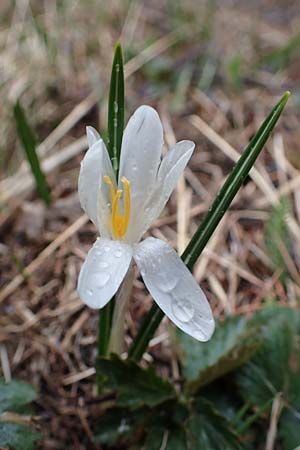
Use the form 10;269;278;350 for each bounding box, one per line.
129;92;290;361
0;379;37;414
236;307;300;449
237;307;300;408
97;355;176;409
144;402;188;450
0;422;40;450
280;409;300;450
186;398;241;450
177;316;260;392
107;42;124;176
144;423;187;450
93;407;147;447
14;101;51;206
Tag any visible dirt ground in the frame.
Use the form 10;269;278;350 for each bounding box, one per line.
1;1;300;448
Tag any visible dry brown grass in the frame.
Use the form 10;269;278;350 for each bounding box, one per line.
0;1;300;448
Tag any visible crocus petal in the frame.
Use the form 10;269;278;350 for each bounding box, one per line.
133;140;195;241
118;106;163;242
78;134;116;236
134;237;215;341
86;126;101;147
78;238;133;309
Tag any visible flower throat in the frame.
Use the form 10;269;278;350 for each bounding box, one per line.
103;176;130;240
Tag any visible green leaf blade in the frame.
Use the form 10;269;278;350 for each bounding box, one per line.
182;91;290;269
0;379;37;414
97;354;176;410
186;398;241;450
129;92;290;360
177;316;260;393
0;422;40;450
107;42;124;177
14;101;51;206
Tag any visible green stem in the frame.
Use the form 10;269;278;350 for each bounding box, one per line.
236;398;273;435
97;43;124;384
109;266;134;355
98;301;114;357
128;92;290;361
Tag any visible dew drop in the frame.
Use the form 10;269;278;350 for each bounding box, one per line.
99;261;109;269
91;272;110;288
114;101;118;113
132;164;138;171
87;289;93;296
104;245;110;252
114;249;122;258
159;278;178;293
113;118;118;128
171;298;195;323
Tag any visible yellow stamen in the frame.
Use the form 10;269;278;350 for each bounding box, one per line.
104;175;131;240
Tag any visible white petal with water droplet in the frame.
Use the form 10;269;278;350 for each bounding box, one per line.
133;140;195;242
134;237;215;341
78;238;132;309
78;133;116;236
118;106;164;243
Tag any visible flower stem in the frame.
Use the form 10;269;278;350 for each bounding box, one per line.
109;265;134;355
97;302;114;357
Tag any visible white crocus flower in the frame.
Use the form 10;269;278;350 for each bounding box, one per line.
77;105;215;341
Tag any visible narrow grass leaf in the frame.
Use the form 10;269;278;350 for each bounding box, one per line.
97;43;124;369
107;42;124;177
128;92;290;361
14;101;51;206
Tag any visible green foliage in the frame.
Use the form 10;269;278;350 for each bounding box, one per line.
0;423;40;450
257;34;300;73
97;355;176;409
0;378;40;450
0;379;37;414
98;42;125;365
128;92;290;360
186;398;241;450
177;316;260;393
227;53;243;90
265;197;291;281
13;100;51;206
93;407;147;447
236;307;300;449
107;42;124;176
280;409;300;450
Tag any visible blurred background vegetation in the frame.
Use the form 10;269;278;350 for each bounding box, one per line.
0;1;300;449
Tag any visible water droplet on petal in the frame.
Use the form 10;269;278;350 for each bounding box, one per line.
114;249;122;258
99;261;109;269
104;245;110;252
87;289;93;296
159;278;178;293
132;164;138;171
91;272;110;288
171;298;194;323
